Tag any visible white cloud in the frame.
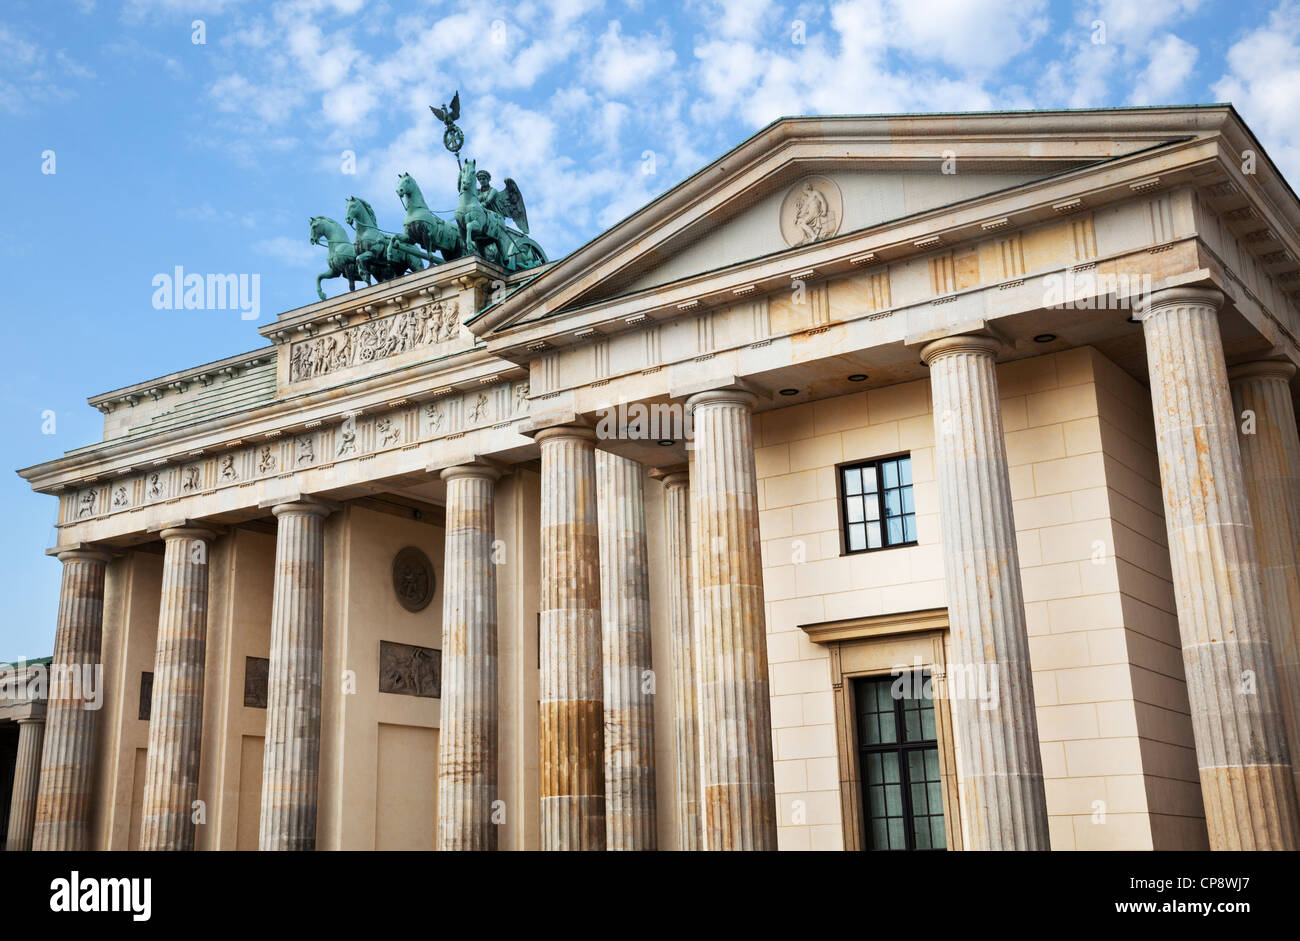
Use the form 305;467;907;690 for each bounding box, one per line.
1130;33;1197;105
885;0;1050;72
589;22;677;96
1213;2;1300;183
1087;0;1201;46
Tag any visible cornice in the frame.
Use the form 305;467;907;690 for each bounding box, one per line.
483;136;1223;363
472;107;1237;337
18;342;526;493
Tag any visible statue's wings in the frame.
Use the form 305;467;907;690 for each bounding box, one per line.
503;178;529;234
430;104;446;123
448;91;460;121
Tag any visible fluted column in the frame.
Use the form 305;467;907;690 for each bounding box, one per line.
259;499;330;851
1137;288;1299;849
537;426;605;850
139;525;215;851
920;334;1049;850
33;547;110;851
596;451;657;850
5;715;45;851
686;389;776;850
1230;360;1300;804
437;463;501;851
655;467;702;850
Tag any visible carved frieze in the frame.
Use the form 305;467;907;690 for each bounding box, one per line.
379;640;441;698
243;656;269;708
288;300;460;383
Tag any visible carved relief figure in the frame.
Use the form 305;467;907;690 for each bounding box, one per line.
181;465;200;492
438;303;460;342
426;403;445;433
297;435;315;465
78;489;97;518
338;415;357;456
220;454;238;480
257;446;277;474
468;393;488;423
112;486;129;509
379;640;441;698
793;181;833;244
148;473;165;500
376;416;401;447
514;383;530;414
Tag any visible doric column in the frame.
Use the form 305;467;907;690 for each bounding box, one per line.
596;450;657;850
139;524;216;851
33;547;110;851
259;499;330;851
1137;288;1299;850
1230;360;1300;804
919;334;1049;850
536;425;605;850
437;463;501;851
686;389;776;850
5;715;46;851
656;467;702;850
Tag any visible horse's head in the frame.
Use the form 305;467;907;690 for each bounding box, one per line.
310;216;328;244
458;159;476;194
345;196;376;230
396;172;419;205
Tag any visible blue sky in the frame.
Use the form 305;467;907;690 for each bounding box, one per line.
2;0;1298;661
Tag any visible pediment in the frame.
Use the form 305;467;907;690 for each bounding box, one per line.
476;108;1226;339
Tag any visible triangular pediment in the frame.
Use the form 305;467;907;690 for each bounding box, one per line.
476;107;1229;338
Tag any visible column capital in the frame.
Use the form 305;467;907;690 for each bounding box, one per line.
151;520;221;542
1228;359;1298;384
685;388;758;412
649;464;689;489
440;461;503;483
259;495;336;519
533;423;598;446
919;333;1001;365
16;713;46;726
46;543;112;564
1133;286;1225;320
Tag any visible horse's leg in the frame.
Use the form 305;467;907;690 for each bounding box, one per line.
316;272;330;301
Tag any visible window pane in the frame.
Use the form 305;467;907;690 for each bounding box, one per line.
883;460;899;488
865;498;880;520
925;749;940;780
887;517;904;545
914;818;932;850
887;817;905;850
862;468;878;492
867;523;882;549
922;704;937;740
899;457;912;485
846;496;864;523
871;817;889;849
903;515;917;543
885;783;902;817
844;467;862;495
868;785;886;817
885;489;902;516
903;701;921;739
902;488;915;514
881;752;900;783
930;816;947;849
847;523;866;551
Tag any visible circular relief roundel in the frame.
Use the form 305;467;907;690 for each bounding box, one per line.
392;546;436;613
779;175;843;247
